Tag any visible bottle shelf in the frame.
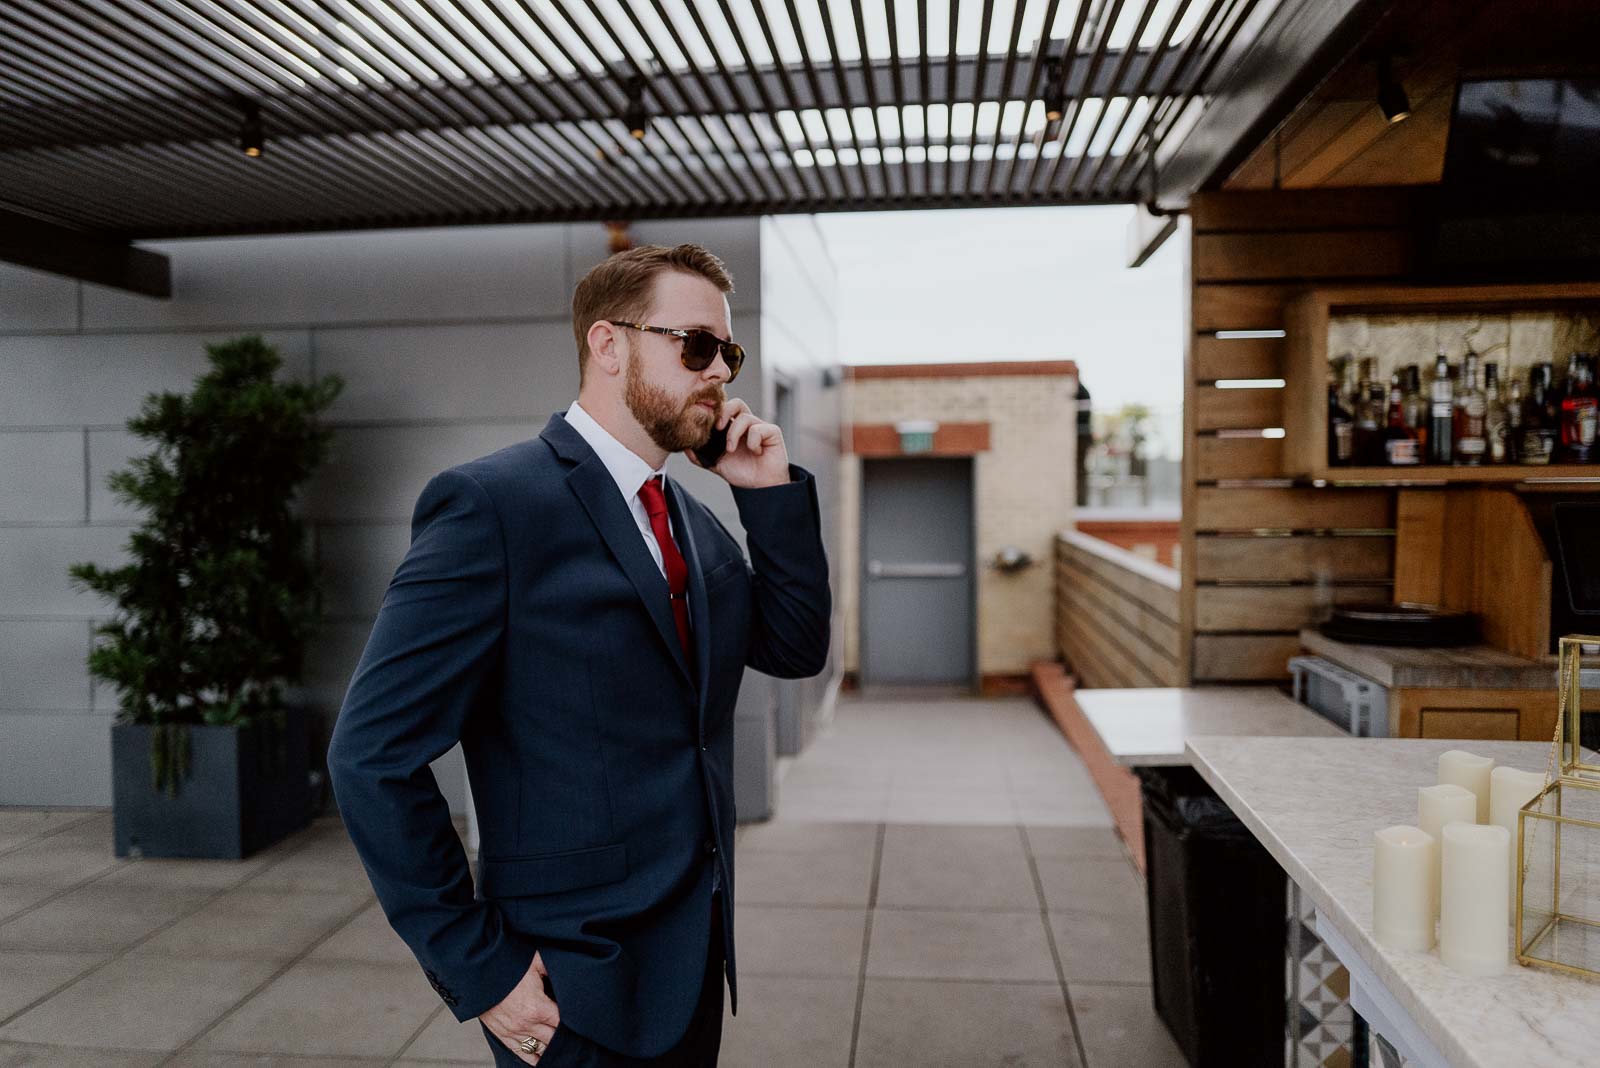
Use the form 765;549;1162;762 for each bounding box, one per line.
1286;281;1600;485
1317;464;1600;485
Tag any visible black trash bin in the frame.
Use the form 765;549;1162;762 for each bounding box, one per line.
1139;765;1286;1068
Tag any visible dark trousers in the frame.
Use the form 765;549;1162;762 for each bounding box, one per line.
480;888;726;1068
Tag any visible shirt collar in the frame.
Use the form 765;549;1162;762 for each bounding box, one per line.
565;399;668;501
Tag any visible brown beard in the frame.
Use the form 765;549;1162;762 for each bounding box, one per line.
624;348;722;453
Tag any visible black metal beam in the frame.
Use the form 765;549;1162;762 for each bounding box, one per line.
0;205;170;295
0;48;1202;152
1149;0;1395;209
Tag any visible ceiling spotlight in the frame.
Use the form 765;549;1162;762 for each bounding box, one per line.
1043;58;1066;123
623;76;649;140
1376;55;1410;124
238;100;265;157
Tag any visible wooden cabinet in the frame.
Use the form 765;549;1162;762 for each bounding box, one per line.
1395;687;1557;742
1283;281;1600;485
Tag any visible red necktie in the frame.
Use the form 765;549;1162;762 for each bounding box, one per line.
636;475;692;663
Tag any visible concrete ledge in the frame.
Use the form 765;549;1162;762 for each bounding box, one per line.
1029;661;1145;873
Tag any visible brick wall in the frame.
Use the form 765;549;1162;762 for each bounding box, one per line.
842;365;1078;676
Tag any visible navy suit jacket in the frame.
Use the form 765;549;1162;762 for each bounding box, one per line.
326;410;831;1058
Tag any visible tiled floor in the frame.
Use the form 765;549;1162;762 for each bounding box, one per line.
0;691;1186;1067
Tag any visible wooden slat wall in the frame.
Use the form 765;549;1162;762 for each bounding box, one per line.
1183;189;1419;683
1056;530;1182;688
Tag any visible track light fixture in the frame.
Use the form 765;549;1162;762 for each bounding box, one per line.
1376;55;1410;124
623;76;649;140
1042;57;1066;124
238;100;265;157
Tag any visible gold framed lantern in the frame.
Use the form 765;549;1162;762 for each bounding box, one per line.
1515;635;1600;979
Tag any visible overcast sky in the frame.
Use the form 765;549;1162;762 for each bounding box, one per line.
813;204;1186;413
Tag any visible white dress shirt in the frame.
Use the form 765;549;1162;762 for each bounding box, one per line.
564;400;690;623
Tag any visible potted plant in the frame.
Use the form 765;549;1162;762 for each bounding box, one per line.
69;334;343;859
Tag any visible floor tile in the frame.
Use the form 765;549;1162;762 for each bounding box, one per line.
164;1054;387;1067
732;905;866;977
394;1006;487;1063
1033;856;1145;917
736;820;878;857
0;886;57;926
306;898;413;963
0;951;279;1052
94;853;276;891
1068;982;1187;1068
0;836;120;888
0;949;111;1020
1024;826;1128;860
854;978;1082;1068
192;959;440;1059
734;847;874;907
876;825;1037;910
239;851;375;894
140;888;369;961
866;909;1058;982
0;883;213;952
717;975;857;1068
1049;909;1151;983
884;789;1016;825
0;1040;165;1066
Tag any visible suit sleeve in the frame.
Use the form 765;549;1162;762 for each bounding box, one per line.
729;462;832;678
326;467;535;1022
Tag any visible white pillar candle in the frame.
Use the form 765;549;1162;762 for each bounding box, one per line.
1439;822;1511;976
1418;783;1477;843
1418;784;1476;914
1489;766;1547;919
1373;825;1438;951
1438;750;1494;823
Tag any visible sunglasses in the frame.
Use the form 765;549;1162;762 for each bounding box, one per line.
610;320;745;382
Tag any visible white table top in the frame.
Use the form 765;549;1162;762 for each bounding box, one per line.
1075;686;1344;766
1184;735;1597;1068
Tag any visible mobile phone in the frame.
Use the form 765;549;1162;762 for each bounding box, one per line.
692;422;728;467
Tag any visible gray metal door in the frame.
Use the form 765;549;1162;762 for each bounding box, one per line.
861;457;974;686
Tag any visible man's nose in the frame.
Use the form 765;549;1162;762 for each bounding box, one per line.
703;353;731;383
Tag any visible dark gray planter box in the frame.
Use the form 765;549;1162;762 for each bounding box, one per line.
112;703;312;859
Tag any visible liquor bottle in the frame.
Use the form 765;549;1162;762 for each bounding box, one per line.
1429;349;1454;464
1454;353;1486;465
1560;352;1598;463
1384;372;1421;466
1483;362;1508;464
1402;364;1428;459
1505;375;1524;464
1327;369;1354;466
1521;363;1556;465
1354;380;1385;466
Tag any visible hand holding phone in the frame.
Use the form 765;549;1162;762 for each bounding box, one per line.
692;421;728;468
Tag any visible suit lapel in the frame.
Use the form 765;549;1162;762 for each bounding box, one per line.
542;413;694;689
665;477;711;709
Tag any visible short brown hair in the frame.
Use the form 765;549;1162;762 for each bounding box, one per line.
571;243;735;384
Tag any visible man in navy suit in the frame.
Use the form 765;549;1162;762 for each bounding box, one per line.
326;243;831;1066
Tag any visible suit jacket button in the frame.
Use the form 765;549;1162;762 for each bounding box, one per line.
704;838;716;854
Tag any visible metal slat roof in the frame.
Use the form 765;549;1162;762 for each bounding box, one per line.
0;0;1271;238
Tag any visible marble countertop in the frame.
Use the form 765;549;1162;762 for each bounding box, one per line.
1184;735;1596;1068
1298;629;1556;690
1076;687;1344;767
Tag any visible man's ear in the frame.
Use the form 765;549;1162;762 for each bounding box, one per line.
585;320;624;377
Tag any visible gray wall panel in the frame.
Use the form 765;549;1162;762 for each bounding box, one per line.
315;321;579;422
0;431;85;522
0;713;113;806
0;621;93;711
81;225;573;330
0;265;79;334
0;331;312;427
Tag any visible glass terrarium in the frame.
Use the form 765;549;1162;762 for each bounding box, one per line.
1516;635;1600;979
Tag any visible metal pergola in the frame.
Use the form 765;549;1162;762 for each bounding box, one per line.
0;0;1389;294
